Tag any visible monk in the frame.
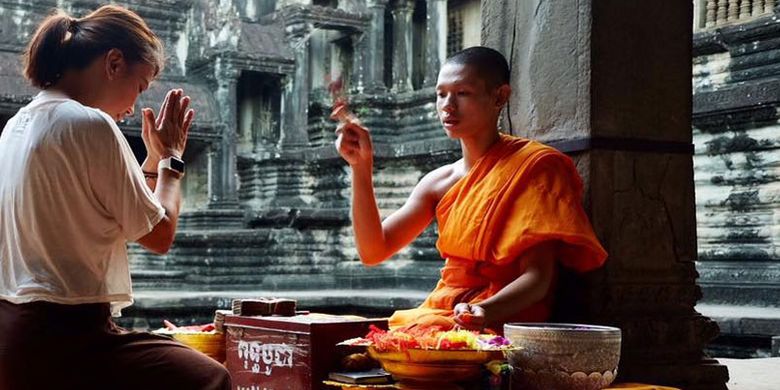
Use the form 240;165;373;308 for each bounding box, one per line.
334;46;607;332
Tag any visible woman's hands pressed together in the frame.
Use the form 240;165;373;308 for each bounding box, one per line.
141;89;195;161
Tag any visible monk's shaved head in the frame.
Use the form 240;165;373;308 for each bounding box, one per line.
444;46;510;89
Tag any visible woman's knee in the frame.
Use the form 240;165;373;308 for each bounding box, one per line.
189;354;231;390
209;361;231;390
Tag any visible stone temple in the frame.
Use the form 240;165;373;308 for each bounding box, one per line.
692;0;780;358
7;0;780;387
0;0;482;326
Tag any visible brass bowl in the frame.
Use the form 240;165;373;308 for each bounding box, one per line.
367;347;504;383
504;323;621;390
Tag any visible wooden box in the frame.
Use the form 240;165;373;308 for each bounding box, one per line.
225;314;387;390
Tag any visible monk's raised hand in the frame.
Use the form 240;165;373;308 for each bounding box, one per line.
335;121;373;169
453;303;486;331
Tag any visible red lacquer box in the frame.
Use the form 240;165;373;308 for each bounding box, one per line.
225;314;387;390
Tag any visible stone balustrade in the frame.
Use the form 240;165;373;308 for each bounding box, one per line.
699;0;775;29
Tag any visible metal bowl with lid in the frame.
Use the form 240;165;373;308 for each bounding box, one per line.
504;323;621;390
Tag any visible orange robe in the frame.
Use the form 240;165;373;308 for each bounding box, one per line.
388;134;607;331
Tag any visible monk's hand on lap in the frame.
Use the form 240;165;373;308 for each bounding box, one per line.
453;303;486;331
335;121;373;169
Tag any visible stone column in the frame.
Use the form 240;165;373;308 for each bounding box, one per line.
208;65;239;208
752;0;766;16
482;1;727;389
351;32;368;93
728;0;739;21
705;0;717;28
309;30;329;91
423;0;447;87
717;0;728;24
365;0;389;92
391;0;414;92
280;22;311;148
207;138;237;208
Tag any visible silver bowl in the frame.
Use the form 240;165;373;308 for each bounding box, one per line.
504;323;621;390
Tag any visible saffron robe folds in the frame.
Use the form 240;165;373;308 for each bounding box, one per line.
388;134;608;330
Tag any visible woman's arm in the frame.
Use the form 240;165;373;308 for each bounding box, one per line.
136;89;193;254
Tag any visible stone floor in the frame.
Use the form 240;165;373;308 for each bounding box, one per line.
719;358;780;389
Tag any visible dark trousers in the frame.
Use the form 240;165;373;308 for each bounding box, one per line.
0;300;231;390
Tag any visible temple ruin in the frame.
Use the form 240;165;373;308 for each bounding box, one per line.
0;0;486;326
6;0;779;387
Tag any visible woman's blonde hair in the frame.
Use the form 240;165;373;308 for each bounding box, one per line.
22;5;165;89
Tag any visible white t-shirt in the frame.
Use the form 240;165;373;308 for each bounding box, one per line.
0;90;165;316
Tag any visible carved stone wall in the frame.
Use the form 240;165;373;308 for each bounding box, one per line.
483;0;728;388
692;9;780;358
0;0;459;327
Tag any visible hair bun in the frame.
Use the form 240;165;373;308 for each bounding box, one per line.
67;18;79;32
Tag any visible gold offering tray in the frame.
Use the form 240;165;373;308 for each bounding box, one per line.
367;346;506;384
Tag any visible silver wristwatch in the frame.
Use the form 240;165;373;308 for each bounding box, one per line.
158;156;185;178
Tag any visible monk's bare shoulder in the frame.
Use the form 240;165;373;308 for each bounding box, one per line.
415;159;467;205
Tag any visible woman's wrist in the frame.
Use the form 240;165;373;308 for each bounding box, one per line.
160;148;183;159
142;151;160;168
142;154;161;181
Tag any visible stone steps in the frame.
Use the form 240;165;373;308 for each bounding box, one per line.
697;303;780;358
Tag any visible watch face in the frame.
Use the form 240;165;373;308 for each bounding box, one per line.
170;157;185;173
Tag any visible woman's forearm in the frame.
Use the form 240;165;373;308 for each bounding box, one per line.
141;156;159;191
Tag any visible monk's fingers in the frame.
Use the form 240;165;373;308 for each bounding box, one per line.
338;125;361;139
353;125;371;141
356;131;372;151
454;313;485;331
344;133;359;144
337;127;362;145
339;140;360;151
336;136;358;153
335;122;360;137
342;149;360;163
342;121;369;137
453;303;470;316
453;316;477;330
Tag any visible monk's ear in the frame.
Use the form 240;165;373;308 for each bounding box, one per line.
495;84;511;109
